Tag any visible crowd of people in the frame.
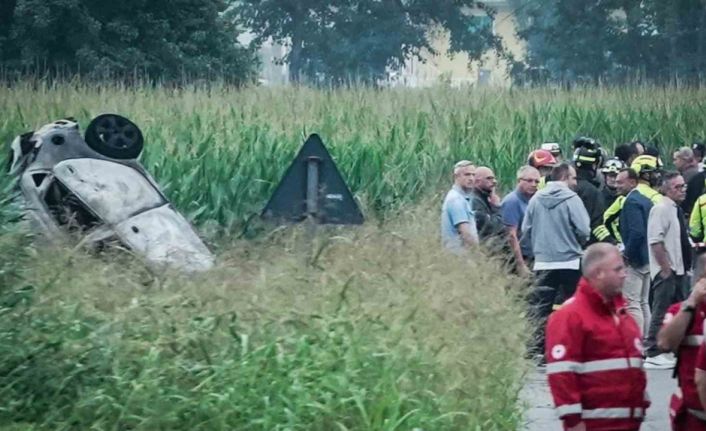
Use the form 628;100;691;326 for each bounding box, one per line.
440;138;706;430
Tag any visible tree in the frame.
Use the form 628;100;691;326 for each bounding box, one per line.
1;0;258;84
232;0;505;85
511;0;706;85
510;0;622;85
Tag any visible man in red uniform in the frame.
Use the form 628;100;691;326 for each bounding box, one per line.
546;243;649;431
657;260;706;430
697;337;706;420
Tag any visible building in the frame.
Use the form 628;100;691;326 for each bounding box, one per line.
396;0;524;87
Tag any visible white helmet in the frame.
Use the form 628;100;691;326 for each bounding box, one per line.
600;157;625;174
540;142;562;157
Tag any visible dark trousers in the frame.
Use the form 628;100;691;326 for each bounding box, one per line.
527;269;582;357
645;273;689;357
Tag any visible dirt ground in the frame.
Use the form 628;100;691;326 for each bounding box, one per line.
522;367;676;431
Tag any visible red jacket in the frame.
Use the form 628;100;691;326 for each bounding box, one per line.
664;302;706;411
545;278;649;430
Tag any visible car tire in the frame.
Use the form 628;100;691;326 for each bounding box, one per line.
85;114;144;159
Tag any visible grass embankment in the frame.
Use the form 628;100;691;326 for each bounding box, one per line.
0;206;527;430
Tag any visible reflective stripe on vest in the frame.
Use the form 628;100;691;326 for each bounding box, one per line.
582;407;645;419
546;357;643;375
602;197;624;243
682;335;704;347
689;409;706;421
593;224;611;241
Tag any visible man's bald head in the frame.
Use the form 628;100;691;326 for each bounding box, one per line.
474;166;497;193
582;243;626;297
475;166;493;177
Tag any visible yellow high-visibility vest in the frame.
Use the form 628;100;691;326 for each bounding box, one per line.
690;194;706;243
596;183;661;245
538;176;547;190
596;196;625;243
636;183;662;205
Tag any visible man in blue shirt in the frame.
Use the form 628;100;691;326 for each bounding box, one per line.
501;165;540;275
617;167;653;337
441;160;478;252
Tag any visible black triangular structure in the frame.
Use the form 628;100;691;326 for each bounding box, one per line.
262;134;364;225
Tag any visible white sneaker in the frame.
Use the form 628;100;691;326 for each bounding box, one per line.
644;353;676;370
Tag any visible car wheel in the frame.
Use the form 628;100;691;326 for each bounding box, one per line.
85;114;144;159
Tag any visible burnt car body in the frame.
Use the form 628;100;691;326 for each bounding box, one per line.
6;115;214;272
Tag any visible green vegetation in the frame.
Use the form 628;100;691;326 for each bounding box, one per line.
0;206;527;430
2;82;705;229
511;0;706;85
2;82;706;429
234;0;501;84
0;0;256;84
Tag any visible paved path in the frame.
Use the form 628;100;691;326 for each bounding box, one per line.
522;368;676;430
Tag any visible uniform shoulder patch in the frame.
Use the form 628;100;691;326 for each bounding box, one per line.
551;344;567;360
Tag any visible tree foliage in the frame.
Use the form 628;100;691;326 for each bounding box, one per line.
0;0;258;84
232;0;504;85
511;0;706;85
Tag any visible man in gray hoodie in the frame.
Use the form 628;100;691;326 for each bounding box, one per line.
521;162;591;358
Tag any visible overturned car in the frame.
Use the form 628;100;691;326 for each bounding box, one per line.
6;114;214;272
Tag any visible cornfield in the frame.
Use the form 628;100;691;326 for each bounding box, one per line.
2;82;705;230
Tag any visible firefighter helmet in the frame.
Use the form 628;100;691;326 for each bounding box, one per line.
630;155;660;175
528;149;558;168
573;145;601;170
601;157;625;175
540;142;562;157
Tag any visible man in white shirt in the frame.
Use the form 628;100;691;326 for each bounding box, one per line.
645;171;691;369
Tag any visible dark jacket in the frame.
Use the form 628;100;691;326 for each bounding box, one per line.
601;186;618;209
470;189;506;243
619;189;652;267
575;169;606;244
683;171;705;217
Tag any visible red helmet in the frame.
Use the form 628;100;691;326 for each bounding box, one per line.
527;149;558;168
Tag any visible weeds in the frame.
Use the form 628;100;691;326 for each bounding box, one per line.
0;204;528;430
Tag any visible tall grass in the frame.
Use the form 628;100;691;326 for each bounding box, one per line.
0;205;528;430
1;81;705;231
